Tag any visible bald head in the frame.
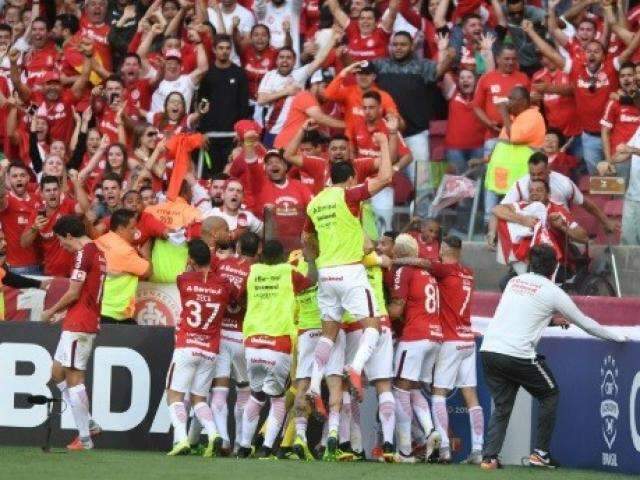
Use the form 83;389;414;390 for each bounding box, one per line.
200;216;229;248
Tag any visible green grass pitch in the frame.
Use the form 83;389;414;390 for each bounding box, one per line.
1;447;635;480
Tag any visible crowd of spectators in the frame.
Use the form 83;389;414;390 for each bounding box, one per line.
0;0;640;307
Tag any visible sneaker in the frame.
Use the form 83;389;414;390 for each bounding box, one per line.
67;437;93;451
292;435;314;461
425;429;441;461
167;439;191;456
370;445;382;461
190;443;205;456
378;442;395;463
411;442;427;461
203;435;223;458
236;446;254;458
256;446;277;460
344;366;364;401
461;449;483;465
323;435;338;462
394;452;416;464
351;450;366;462
438;446;452;464
336;448;354;462
66;422;102;449
480;457;502;470
529;451;560;469
277;448;298;460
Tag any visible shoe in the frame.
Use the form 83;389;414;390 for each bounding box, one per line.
292;436;314;461
529;451;560;469
461;449;483;465
411;442;426;461
336;446;355;462
67;437;93;451
167;440;191;456
344;366;364;401
323;435;338;462
254;433;264;450
277;447;298;460
203;435;223;458
378;442;395;463
394;452;416;464
371;445;382;461
351;450;365;461
480;457;502;470
256;445;277;460
66;422;102;449
190;443;205;456
236;446;254;458
424;429;441;462
438;446;452;464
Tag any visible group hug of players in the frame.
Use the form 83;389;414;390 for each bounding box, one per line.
46;136;484;465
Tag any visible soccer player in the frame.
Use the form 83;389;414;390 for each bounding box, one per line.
389;234;442;463
166;239;239;457
237;239;317;459
306;131;393;408
42;215;107;451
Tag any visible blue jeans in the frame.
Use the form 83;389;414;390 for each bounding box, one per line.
446;147;484;174
8;264;42;275
581;132;603;175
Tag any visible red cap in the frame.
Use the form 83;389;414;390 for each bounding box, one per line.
42;71;61;84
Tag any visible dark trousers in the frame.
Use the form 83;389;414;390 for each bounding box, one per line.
198;137;235;178
481;351;560;458
100;316;137;325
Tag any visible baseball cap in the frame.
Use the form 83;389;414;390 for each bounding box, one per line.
42;71;61;83
264;149;284;162
309;67;335;85
164;49;182;61
357;61;376;75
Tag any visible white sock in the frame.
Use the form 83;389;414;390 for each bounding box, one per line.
211;387;229;442
240;395;264;448
294;416;308;442
411;389;434;434
310;337;333;395
68;384;91;440
234;387;250;448
194;402;218;438
168;401;188;443
339;391;352;444
327;410;340;437
263;396;286;449
349;327;379;373
432;395;450;449
469;406;485;451
378;391;395;444
350;400;362;452
393;387;412;456
320;421;328;447
187;416;203;445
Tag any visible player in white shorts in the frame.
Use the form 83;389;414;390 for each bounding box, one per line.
389;234;443;463
166;240;238;457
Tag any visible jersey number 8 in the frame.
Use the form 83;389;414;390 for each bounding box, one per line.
424;283;439;315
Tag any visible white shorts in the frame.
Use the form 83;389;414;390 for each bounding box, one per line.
245;347;291;396
433;341;477;389
166;348;217;397
215;330;248;384
295;329;322;380
394;340;441;383
317;264;377;321
364;327;393;382
54;331;96;371
345;328;362;365
324;329;347;377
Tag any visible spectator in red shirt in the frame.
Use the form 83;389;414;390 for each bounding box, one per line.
237;24;279;105
543;131;578;179
120;53;159;114
18;17;60;90
547;0;599;70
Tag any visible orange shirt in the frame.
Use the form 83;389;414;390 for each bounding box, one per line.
144;197;202;230
95;231;150;277
324;75;398;131
274;91;319;149
499;107;546;149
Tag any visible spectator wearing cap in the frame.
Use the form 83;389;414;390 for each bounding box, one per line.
273;68;345;148
147;30;209;114
197;35;251;177
372;30;454;217
257;29;337;147
324;59;399;134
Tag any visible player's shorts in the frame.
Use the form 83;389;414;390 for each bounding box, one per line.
324;329;347;377
166;348;217;397
54;331;96;371
317;264;378;321
245;347;291;396
433;341;477;389
215;330;248;384
295;329;322;380
364;326;393;382
394;339;441;383
345;327;363;365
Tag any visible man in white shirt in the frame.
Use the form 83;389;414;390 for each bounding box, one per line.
479;245;626;470
207;0;255;65
255;0;302;55
613;127;640;244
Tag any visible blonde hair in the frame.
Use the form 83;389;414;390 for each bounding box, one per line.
393;233;418;258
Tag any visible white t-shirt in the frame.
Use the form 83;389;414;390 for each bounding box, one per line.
150;74;196;114
623;126;640;202
502;171;584;208
255;0;301;56
208;206;263;234
207;4;255;65
481;272;623;359
257;66;309;134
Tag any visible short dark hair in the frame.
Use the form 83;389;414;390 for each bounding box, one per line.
53;215;86;238
8;161;29;174
528;152;549;166
619;61;636;72
301;129;324;147
510;85;530;103
360;6;377;17
529;244;558;278
110;208;136;231
212;173;230;182
277;46;296;58
105;74;124;86
102;172;123;187
530;178;550;193
56;14;80;34
443;234;462;249
123;190;141;202
498;44;518;56
187;239;211;266
215;34;232;46
329;134;349;143
123;53;142;65
461;13;483;25
251;23;270;37
393;30;412;42
40;175;61;188
330;161;355;184
382;231;399;241
362;90;382;104
0;24;12;35
238;232;260;257
262;239;285;264
31;16;48;27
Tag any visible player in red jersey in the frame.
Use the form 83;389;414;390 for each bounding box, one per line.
389;233;442;463
43;215;107;451
166;239;240;457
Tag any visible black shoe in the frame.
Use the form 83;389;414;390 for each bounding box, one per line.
254;433;264;450
256;445;274;459
379;442;394;463
529;450;560;469
236;446;253;458
326;436;338;456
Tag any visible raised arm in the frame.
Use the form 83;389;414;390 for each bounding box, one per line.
189;39;209;86
284;119;314;167
547;0;569;47
304;27;340;76
326;0;350;29
8;49;30;102
617;29;640;65
522;20;565;70
433;0;451;29
366;133;393;196
380;0;400;33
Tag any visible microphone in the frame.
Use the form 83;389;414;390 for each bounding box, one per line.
27;395;62;405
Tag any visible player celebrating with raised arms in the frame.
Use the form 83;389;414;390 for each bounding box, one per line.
237;239;318;459
166;239;239;458
43;215;107;451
